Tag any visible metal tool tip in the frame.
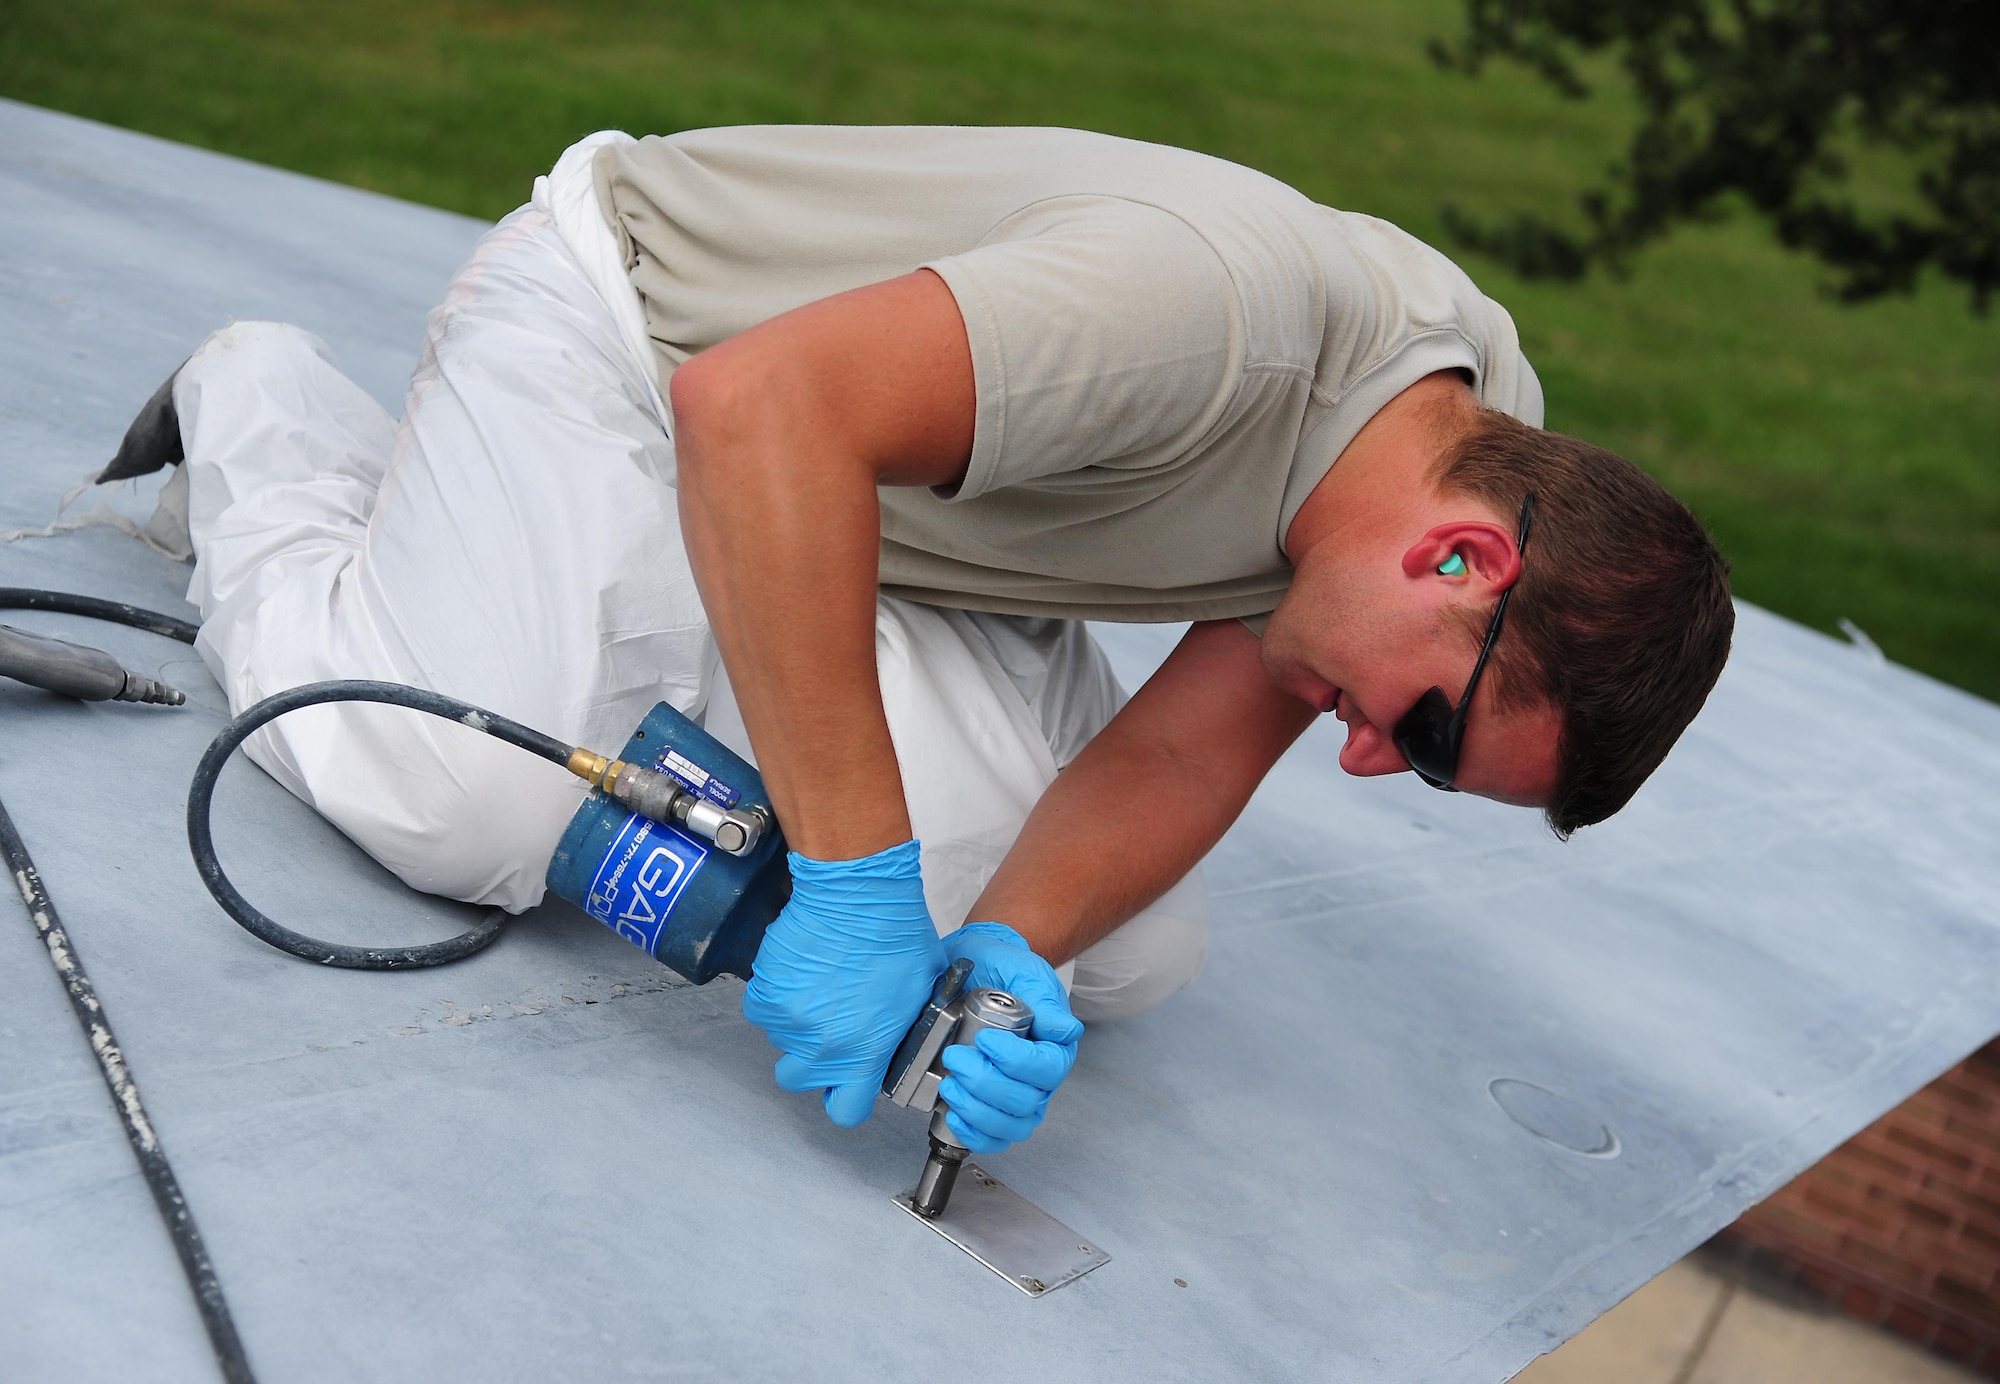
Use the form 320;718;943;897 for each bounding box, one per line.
912;1148;963;1219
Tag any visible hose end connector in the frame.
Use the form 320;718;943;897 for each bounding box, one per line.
115;673;186;706
566;747;613;785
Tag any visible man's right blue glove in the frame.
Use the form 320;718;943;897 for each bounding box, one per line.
741;839;946;1127
934;921;1084;1156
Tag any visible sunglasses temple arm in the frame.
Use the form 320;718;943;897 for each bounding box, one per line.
1446;493;1536;741
1447;584;1514;742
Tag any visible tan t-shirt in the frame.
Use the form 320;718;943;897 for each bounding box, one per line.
595;126;1543;624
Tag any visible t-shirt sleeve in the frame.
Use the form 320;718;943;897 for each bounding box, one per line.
921;196;1242;503
1512;351;1545;428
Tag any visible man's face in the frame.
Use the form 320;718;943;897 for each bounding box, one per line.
1259;532;1562;809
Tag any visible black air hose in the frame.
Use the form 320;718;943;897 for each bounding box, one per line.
0;589;254;1384
182;679;568;968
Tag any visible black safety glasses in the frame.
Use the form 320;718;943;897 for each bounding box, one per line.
1391;492;1537;791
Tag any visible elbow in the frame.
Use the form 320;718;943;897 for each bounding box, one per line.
670;341;831;499
668;349;754;487
671;339;870;504
666;347;725;437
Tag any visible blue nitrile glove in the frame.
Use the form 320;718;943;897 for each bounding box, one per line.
742;840;946;1128
934;921;1085;1156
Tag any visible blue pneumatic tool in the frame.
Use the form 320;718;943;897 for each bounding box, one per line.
544;700;791;983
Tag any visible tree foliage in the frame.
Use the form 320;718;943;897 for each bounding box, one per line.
1432;0;1999;311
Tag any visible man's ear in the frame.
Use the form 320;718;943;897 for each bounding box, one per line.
1401;520;1522;591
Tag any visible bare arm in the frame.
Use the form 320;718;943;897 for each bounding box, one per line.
968;618;1317;963
672;273;1313;957
670;270;975;861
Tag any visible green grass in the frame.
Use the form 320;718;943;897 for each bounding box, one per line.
4;0;1995;698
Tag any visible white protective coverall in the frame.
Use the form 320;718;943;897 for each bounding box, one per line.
170;133;1208;1023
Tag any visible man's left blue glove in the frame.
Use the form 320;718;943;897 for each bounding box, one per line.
742;840;946;1127
934;921;1085;1156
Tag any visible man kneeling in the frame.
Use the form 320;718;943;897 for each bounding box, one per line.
102;125;1733;1160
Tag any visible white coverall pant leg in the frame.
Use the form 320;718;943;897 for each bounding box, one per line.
178;200;1205;1019
181;210;703;912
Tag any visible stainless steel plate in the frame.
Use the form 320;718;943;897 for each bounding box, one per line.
895;1164;1111;1296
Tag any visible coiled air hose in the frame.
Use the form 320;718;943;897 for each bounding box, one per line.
186;676;752;967
183;681;545;969
2;585;738;969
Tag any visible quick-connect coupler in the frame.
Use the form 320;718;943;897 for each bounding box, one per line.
564;747;768;856
0;623;185;705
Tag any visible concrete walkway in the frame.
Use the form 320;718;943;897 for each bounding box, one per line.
1517;1250;1982;1384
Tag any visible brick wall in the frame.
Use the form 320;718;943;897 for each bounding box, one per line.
1720;1038;2000;1376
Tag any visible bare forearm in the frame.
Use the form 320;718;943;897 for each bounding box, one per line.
668;271;975;860
968;620;1316;963
676;398;908;859
968;730;1245;963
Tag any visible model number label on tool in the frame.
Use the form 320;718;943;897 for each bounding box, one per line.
583;814;708;954
654;747;740;809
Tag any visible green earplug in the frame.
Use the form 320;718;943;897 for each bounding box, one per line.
1437;553;1467;576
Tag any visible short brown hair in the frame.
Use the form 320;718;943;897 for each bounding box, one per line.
1433;410;1733;837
